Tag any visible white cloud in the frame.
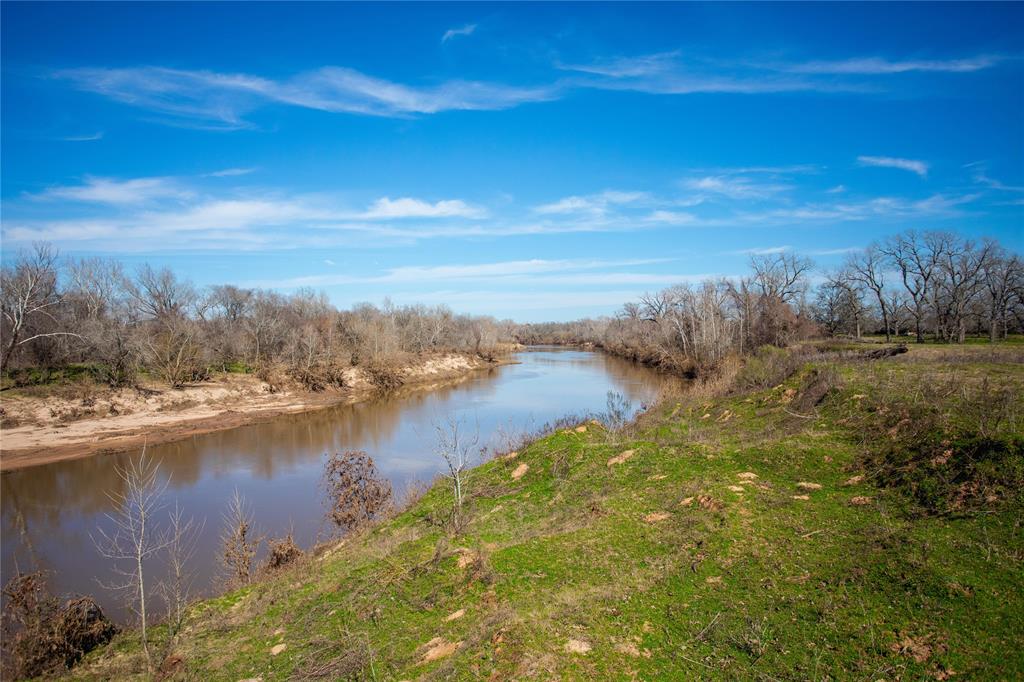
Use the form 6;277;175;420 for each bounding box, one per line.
826;184;847;194
205;167;258;177
324;259;336;266
557;51;681;78
533;190;646;215
645;210;696;225
361;197;487;219
56;66;558;127
734;245;791;255
442;23;477;43
683;175;792;200
857;155;929;177
30;176;193;204
783;55;1004;75
60;132;104;142
257;257;673;288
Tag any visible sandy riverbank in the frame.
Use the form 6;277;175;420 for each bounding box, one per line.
0;353;511;471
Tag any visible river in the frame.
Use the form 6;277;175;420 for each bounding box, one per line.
1;347;673;621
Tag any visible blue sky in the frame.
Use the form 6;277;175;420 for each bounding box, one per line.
2;2;1022;321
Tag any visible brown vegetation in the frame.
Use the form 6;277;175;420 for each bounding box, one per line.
323;450;393;533
1;572;117;679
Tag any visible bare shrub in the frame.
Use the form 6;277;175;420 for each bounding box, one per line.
323;451;393;534
158;502;202;639
265;532;304;571
92;452;168;669
219;490;261;588
255;363;284;393
1;571;117;679
365;360;404;391
601;390;634;431
434;417;480;529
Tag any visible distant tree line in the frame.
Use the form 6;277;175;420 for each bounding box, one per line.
516;231;1022;375
0;245;515;387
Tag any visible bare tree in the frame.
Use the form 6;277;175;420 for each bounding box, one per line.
158;502;202;639
845;244;892;341
1;244;81;372
92;452;168;670
882;230;944;343
219;490;260;588
749;252;814;305
982;248;1022;342
434;416;479;526
125;265;197;322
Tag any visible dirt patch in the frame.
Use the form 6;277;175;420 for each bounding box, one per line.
792;494;811;501
421;637;461;663
796;482;823;491
850;496;873;506
607;450;635;466
737;472;759;480
643;512;670;523
511;463;529;480
445;609;465;622
890;633;944;663
564;639;592;654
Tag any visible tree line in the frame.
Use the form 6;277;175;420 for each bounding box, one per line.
0;245;516;387
2;231;1020;387
516;231;1022;375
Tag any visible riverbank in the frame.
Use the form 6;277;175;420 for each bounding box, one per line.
0;352;514;471
62;342;1024;680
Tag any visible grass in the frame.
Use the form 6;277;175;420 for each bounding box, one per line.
67;343;1024;680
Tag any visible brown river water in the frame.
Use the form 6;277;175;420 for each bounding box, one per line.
1;347;674;622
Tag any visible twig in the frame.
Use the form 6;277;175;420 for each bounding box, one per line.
784;408;815;419
693;611;721;642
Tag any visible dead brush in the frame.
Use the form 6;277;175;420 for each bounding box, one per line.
1;571;118;679
364;360;405;392
295;630;373;679
264;532;304;572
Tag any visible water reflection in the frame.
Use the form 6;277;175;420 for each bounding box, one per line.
1;348;671;621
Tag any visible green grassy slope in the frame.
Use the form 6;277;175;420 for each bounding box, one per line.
74;344;1024;681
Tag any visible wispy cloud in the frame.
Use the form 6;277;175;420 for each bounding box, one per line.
60;132;104;142
826;184;847;194
857;155;929;177
557;50;681;78
55;66;559;128
780;55;1005;75
29;176;193;204
533;190;646;216
205;167;258;177
259;257;672;288
442;23;477;43
682;175;792;200
971;170;1024;193
733;245;791;255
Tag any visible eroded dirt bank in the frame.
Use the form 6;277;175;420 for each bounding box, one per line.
0;353;511;471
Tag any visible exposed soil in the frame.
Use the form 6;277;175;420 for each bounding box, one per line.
0;353;510;471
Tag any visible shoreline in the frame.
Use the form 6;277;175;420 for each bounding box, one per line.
0;353;516;472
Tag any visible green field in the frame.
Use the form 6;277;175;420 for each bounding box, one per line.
71;343;1024;680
